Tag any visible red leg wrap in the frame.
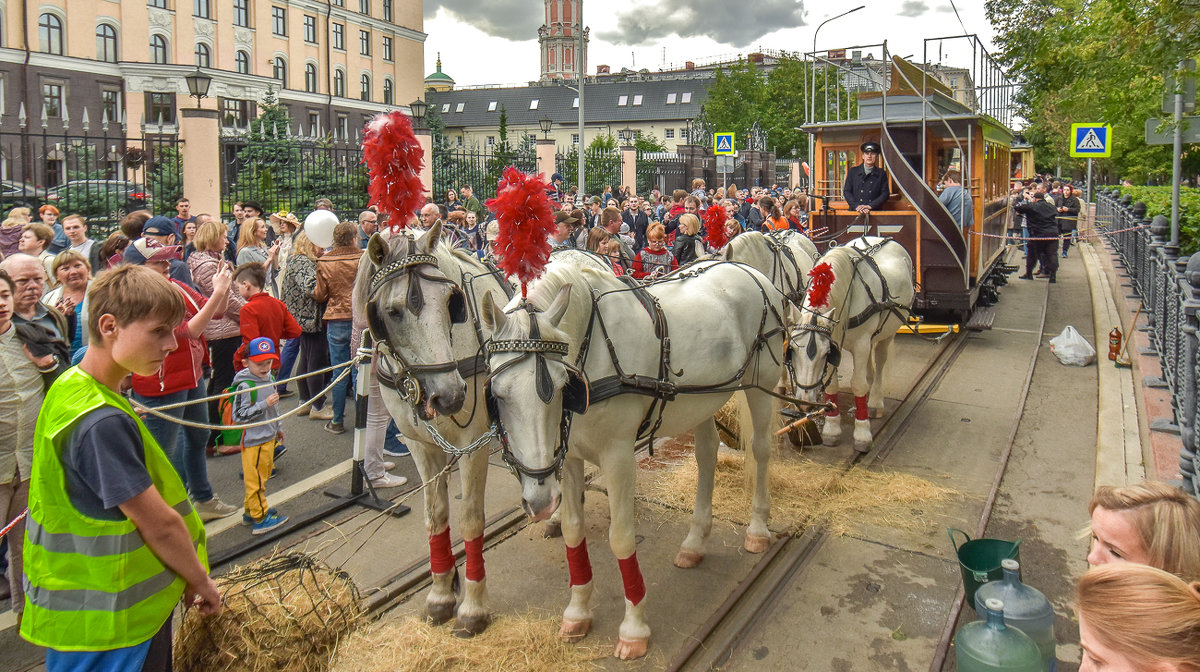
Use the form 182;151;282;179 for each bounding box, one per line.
429;528;454;575
617;553;646;606
565;540;593;587
463;536;485;582
825;392;840;417
854;395;869;421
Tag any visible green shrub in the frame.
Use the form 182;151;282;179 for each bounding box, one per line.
1117;186;1200;255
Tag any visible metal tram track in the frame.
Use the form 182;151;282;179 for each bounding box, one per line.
664;325;974;672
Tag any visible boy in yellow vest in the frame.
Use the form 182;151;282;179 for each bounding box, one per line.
21;264;219;671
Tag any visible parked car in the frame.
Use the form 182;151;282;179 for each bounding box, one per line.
46;180;150;234
1;180;48;213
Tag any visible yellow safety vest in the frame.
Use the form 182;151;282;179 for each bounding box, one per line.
20;367;208;651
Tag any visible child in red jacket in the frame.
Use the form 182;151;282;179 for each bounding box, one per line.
234;262;300;374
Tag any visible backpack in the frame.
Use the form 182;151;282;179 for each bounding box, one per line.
215;381;257;448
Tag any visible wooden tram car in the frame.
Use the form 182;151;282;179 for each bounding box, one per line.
803;56;1016;318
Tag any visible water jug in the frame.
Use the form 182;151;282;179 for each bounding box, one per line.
974;559;1057;671
955;598;1043;672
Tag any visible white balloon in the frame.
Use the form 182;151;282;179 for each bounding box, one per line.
304;210;339;248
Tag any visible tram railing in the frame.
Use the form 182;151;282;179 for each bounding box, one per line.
1096;191;1198;498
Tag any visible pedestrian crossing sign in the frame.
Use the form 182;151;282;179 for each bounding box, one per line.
1069;123;1112;158
714;133;735;155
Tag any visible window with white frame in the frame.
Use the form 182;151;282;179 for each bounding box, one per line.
665;129;674;139
681;92;692;103
666;93;677;104
618;95;628;106
487;101;497;111
633;94;643;106
529;99;539;110
455;102;464;112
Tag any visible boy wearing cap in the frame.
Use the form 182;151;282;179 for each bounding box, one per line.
843;141;890;215
230;337;289;535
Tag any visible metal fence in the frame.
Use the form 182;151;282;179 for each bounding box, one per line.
1;123;184;239
219;127;368;222
1097;191;1198;498
431;144;537;203
775;159;794;189
635;150;686;196
556;146;622;198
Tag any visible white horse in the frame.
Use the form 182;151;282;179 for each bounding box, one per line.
786;236;914;451
353;222;515;635
479;250;787;659
721;230;820;310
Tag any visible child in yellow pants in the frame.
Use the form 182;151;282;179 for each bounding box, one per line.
231;337;289;535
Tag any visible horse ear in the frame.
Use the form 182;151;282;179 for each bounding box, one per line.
424;220;444;250
366;233;389;267
543;284;572;327
481;291;506;332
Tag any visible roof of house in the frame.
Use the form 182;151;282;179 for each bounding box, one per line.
427;76;716;128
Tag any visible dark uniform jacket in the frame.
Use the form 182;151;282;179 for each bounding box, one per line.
842;165;890;210
1014;198;1060;237
1053;194;1081;233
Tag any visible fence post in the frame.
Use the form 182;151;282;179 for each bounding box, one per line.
536;138;556;180
620;143;636;193
179;108;220;216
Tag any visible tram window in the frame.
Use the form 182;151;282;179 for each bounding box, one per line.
936;146;963;186
824;149;856;198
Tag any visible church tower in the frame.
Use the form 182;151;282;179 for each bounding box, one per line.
538;0;587;81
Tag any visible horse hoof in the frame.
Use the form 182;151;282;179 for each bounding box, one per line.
453;613;492;637
614;636;649;660
869;407;884;419
744;534;770;554
559;618;592;642
821;434;840;447
543;520;563;539
673;549;705;569
427;601;456;626
853;440;871;453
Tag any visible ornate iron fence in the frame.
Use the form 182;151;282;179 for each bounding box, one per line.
1097;191;1198;498
555;146;622;199
775;159;794;188
635;150;686;196
431;144;537;203
1;121;183;239
219;127;367;222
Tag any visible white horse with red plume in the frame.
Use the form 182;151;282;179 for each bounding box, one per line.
354;110;516;635
479;170;788;659
786;237;914;451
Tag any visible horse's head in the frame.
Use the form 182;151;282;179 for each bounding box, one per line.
480;284;587;521
785;308;840;404
361;222;468;418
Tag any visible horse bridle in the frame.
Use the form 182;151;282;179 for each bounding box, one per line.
786;312;841;392
484;304;589;484
366;243;469;407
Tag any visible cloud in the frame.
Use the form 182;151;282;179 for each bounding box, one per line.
898;1;928;17
425;0;543;42
600;0;807;49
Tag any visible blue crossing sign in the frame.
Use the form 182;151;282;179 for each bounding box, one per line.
1069;123;1112;158
714;133;735;155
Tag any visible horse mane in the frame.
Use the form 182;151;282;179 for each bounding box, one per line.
517;250;621;358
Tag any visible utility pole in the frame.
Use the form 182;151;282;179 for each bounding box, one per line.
1171;60;1184;246
577;0;585;203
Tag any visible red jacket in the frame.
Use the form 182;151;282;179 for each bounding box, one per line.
238;292;301;370
131;280;211;397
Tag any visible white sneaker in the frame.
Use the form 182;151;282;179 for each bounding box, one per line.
194;496;239;521
383;461;396;471
369;473;408;489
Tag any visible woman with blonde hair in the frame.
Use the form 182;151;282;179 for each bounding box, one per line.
237;216;280;292
1076;563;1200;672
1087;482;1200;580
672;212;703;264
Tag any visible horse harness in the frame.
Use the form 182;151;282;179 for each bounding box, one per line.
483;261;787;482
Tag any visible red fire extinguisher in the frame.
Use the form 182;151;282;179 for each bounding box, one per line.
1108;327;1122;361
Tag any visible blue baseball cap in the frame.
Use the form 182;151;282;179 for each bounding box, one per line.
246;337;279;363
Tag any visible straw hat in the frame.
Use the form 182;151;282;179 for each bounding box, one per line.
269;211;301;231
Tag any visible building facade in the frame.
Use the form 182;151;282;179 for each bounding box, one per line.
537;0;585;82
1;0;425;187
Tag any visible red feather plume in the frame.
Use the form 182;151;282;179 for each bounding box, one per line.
806;262;836;309
486;167;555;296
362;111;426;230
703;204;729;250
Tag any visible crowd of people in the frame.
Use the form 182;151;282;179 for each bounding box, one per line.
1;160;1197;670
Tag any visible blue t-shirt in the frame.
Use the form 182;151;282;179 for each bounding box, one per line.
63;407;152;521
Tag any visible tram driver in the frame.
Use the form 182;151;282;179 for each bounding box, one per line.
843;141;890;215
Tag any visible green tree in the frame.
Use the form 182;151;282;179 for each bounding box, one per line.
557;134;621;197
146;144;183;212
235;87;301;212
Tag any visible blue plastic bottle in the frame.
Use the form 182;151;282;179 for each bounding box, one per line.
974;559;1057;671
955;598;1043;672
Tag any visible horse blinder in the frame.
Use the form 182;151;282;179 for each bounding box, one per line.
449;288;468;325
827;343;842;367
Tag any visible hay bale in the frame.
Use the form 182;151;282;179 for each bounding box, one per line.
714;399;739;448
175;552;363;672
330;613;607;672
640;451;958;536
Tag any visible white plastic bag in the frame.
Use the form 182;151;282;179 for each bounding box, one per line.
1049;325;1097;366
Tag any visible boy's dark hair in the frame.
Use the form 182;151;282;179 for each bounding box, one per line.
87;265;184;343
119;210;153;239
0;268;15;293
233;262;267;289
333;221;358;247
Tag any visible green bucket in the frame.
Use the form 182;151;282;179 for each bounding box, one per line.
949;528;1021;605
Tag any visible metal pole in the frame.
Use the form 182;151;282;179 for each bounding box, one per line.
1087;158;1093;205
1172;63;1184;246
808;5;865;196
577;0;585;203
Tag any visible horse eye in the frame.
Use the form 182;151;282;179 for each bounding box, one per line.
387;306;402;320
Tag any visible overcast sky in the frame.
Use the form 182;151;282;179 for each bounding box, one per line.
422;0;998;88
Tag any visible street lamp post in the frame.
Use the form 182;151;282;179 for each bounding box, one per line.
409;98;427;130
184;68;212;109
540;116;553;139
808;5;864;193
577;0;586;204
